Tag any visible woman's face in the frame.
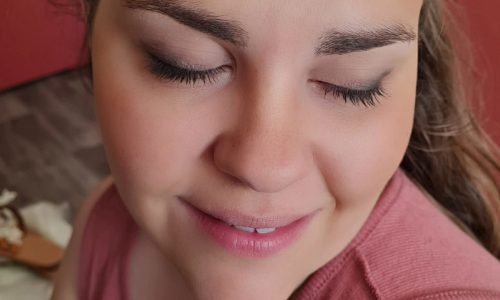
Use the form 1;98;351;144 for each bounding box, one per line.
92;0;422;298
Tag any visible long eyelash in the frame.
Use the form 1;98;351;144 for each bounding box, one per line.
147;52;385;107
322;83;386;107
147;53;226;85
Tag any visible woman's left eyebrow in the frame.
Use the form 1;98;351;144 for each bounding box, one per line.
315;24;416;55
123;0;416;55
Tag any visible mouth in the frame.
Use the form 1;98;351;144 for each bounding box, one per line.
178;197;317;258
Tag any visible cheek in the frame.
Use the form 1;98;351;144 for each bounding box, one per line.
96;100;192;195
311;65;416;206
92;41;209;200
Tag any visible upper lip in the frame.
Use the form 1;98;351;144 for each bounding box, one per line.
179;196;316;228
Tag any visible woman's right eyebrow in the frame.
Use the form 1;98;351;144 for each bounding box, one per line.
123;0;416;55
123;0;249;47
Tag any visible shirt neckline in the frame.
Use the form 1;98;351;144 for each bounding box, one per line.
291;168;406;299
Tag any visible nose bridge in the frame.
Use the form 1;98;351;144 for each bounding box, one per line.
213;69;310;193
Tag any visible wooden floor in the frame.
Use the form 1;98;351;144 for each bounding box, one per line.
0;69;109;220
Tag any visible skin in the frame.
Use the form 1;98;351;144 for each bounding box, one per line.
90;0;423;299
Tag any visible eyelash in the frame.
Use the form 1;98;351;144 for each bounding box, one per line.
320;83;385;107
147;53;385;107
147;52;227;85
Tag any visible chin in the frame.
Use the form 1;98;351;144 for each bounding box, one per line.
163;220;320;300
176;254;304;300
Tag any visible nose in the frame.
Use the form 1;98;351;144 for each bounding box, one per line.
213;81;310;193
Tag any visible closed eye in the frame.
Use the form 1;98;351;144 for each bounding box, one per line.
146;51;387;107
146;52;229;85
318;81;386;107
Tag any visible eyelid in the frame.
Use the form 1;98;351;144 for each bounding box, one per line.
145;51;230;86
148;52;231;77
147;50;216;72
319;69;391;91
140;36;232;69
321;80;378;93
310;69;390;107
319;81;386;107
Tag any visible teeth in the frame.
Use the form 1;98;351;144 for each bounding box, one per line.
255;227;276;234
233;225;255;233
230;224;278;234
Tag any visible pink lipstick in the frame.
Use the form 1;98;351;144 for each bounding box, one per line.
179;197;316;258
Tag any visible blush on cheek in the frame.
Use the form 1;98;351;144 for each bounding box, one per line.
318;95;414;208
105;115;189;193
94;79;184;197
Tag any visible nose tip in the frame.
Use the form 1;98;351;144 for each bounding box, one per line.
213;129;309;193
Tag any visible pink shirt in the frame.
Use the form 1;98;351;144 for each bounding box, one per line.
78;169;500;299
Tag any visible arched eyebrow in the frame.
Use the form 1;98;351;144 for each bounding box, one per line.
124;0;249;47
123;0;417;55
315;25;416;55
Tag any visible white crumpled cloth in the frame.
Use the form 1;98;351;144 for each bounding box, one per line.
0;189;73;300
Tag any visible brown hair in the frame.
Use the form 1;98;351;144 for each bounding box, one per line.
402;1;500;258
76;0;500;258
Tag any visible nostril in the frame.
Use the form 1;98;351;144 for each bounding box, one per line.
212;126;309;193
213;145;256;189
227;172;255;189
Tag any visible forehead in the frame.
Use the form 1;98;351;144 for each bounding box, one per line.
116;0;423;61
195;0;421;23
117;0;423;40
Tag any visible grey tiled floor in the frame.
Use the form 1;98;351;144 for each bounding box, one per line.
0;69;109;220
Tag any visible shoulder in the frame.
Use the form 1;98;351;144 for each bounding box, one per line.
51;176;114;300
357;172;500;299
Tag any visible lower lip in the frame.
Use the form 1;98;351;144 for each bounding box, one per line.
180;199;315;258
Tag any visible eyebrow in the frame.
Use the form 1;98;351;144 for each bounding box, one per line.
315;25;416;55
123;0;416;55
124;0;249;47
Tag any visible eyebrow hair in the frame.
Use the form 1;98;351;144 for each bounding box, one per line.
315;25;416;55
123;0;416;55
124;0;249;47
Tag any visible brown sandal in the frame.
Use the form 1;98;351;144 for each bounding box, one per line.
0;202;64;280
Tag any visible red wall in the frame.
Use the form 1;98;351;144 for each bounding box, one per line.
459;1;500;144
0;0;86;91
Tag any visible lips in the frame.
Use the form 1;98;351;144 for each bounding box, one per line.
178;197;316;257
